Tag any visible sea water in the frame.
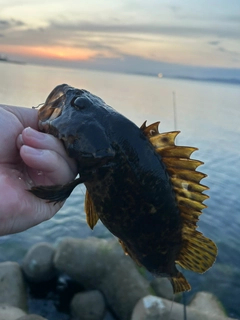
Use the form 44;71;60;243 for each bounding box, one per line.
0;62;240;317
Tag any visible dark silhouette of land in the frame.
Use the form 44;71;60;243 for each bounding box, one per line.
0;56;25;65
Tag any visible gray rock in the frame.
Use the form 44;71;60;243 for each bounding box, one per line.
54;237;117;289
70;290;105;320
0;262;28;311
131;295;168;320
22;242;56;282
189;291;227;317
132;296;236;320
17;315;47;320
0;304;26;320
151;277;175;300
54;237;152;320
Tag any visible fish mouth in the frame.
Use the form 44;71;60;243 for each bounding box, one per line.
38;84;71;129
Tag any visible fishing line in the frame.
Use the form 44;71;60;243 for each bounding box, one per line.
32;102;44;109
182;291;187;320
32;93;67;109
172;92;188;320
172;91;177;131
167;291;175;320
166;285;187;320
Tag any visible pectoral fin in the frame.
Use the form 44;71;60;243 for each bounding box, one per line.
85;190;99;229
29;177;84;203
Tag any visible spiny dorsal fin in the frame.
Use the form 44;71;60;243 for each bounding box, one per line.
162;158;203;170
140;121;160;137
170;177;209;193
151;131;180;148
157;146;198;158
141;121;217;275
85;190;99;229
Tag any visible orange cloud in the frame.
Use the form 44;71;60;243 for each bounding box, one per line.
0;44;95;61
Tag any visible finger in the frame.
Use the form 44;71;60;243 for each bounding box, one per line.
0;105;39;130
21;127;77;176
20;145;76;185
22;127;65;156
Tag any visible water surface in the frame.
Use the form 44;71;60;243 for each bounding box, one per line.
0;62;240;318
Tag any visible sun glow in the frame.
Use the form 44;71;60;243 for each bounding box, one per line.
0;45;95;61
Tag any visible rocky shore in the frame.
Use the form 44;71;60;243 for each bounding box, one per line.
0;237;236;320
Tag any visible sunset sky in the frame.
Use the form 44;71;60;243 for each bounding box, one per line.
1;0;240;77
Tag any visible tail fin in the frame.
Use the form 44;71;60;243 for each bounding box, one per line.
176;228;217;273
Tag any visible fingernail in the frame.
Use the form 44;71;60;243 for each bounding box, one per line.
24;127;45;140
23;145;43;156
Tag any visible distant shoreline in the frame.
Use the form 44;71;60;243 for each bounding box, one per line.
125;70;240;85
0;58;26;65
0;58;239;85
166;75;240;85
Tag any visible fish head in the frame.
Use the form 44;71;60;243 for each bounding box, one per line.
38;84;116;169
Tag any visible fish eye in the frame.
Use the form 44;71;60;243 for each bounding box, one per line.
71;97;85;110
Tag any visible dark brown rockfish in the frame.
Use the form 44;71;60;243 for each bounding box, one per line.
30;84;217;293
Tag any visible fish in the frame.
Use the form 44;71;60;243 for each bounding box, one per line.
30;83;217;293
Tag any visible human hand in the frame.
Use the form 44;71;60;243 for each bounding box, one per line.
0;104;78;235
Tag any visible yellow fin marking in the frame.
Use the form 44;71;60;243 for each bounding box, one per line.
176;228;217;273
157;146;198;158
176;195;207;211
150;131;180;148
179;205;202;216
170;271;191;293
167;167;207;183
162;157;203;170
179;205;202;227
170;177;209;193
174;187;209;203
140;121;160;137
180;214;199;228
85;190;99;229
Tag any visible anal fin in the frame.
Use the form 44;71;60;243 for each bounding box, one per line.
170;271;191;293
